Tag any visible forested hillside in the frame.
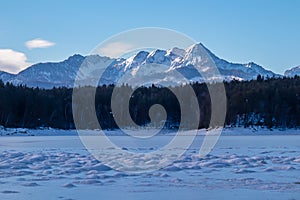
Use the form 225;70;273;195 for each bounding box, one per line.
0;76;299;129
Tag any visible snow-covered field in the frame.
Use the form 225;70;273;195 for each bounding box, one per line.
0;128;300;200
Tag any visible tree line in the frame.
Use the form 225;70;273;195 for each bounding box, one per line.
0;75;299;130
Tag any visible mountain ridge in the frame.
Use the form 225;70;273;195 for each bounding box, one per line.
0;43;288;88
284;65;300;77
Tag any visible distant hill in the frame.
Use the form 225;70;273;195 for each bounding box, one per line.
284;66;300;77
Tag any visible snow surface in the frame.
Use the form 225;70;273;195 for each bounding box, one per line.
0;128;300;199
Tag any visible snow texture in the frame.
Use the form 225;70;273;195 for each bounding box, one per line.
0;128;299;199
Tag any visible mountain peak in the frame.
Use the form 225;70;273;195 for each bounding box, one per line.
186;43;218;59
124;51;149;71
245;62;259;68
128;51;149;63
66;54;85;61
187;43;207;51
146;49;169;64
148;49;166;56
183;42;218;66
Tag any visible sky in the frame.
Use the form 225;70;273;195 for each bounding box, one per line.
0;0;299;74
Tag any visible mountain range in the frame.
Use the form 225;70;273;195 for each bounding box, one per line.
0;43;297;88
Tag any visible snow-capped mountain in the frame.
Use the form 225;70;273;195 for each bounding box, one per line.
186;44;277;81
10;54;85;88
284;66;300;77
0;43;280;88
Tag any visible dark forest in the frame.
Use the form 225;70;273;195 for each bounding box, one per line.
0;75;299;130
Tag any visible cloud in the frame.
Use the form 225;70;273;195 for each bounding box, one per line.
0;49;32;74
25;38;55;49
97;42;134;58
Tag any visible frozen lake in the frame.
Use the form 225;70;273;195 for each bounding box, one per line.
0;132;300;200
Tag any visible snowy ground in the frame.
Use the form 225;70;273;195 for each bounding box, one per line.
1;126;300;136
0;128;300;200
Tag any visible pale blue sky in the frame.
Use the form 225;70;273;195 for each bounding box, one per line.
0;0;299;74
